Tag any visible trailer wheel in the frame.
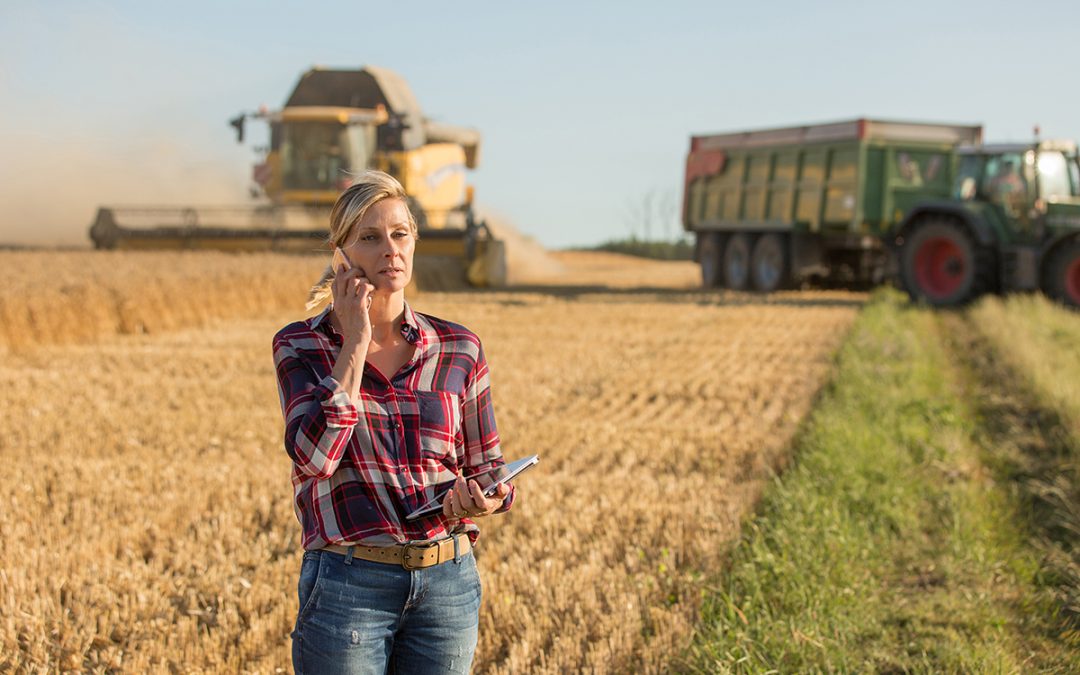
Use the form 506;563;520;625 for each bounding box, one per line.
1042;239;1080;309
699;233;724;289
901;220;986;306
723;233;753;290
750;233;788;292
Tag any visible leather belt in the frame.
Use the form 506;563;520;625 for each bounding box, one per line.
321;533;472;570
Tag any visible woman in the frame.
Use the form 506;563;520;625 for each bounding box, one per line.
272;170;514;674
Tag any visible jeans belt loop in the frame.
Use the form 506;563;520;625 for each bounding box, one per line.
344;545;355;565
453;533;461;564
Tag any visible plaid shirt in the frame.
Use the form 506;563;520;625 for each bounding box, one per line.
272;301;512;549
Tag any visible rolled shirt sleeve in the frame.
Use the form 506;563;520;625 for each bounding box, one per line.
273;334;358;478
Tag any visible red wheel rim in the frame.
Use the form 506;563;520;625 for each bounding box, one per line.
1066;255;1080;305
914;236;967;300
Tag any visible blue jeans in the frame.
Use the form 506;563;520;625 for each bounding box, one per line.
291;547;482;674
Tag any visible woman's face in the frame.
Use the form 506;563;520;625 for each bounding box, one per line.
340;198;415;292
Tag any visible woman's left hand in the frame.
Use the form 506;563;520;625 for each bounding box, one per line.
442;475;510;519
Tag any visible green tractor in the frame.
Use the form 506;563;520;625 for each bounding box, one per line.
683;120;1080;308
894;139;1080;308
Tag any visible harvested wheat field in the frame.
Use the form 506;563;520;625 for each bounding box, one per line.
0;248;864;672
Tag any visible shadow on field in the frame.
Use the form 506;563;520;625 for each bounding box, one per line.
475;284;869;309
941;312;1080;632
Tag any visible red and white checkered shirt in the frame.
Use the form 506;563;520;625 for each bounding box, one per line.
272;301;513;549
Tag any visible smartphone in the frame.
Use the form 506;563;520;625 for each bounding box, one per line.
332;247;353;272
405;454;540;520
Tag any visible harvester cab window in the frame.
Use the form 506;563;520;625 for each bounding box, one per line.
344;124;375;181
1036;151;1075;198
281;122;349;190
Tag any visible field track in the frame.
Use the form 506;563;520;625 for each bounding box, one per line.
0;250;863;672
689;292;1080;671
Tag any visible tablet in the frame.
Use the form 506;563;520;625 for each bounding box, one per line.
405;454;539;521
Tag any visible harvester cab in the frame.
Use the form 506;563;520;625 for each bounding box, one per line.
236;104;389;201
89;65;506;289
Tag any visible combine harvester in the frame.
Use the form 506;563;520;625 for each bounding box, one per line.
89;66;506;288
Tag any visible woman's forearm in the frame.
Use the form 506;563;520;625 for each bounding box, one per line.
332;338;369;403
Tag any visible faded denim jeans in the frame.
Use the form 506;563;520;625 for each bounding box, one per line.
291;548;482;674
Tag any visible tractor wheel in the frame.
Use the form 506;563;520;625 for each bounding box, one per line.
699;233;724;289
1042;239;1080;310
750;233;788;292
900;220;989;306
723;233;753;290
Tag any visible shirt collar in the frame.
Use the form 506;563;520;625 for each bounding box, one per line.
309;303;333;331
400;301;423;346
310;300;424;347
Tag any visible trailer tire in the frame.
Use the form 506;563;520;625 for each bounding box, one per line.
900;219;989;306
699;233;724;289
750;233;788;292
1041;238;1080;309
723;233;753;290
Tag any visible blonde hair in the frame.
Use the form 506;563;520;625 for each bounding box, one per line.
305;171;418;311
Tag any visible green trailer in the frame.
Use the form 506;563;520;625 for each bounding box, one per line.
682;118;1080;307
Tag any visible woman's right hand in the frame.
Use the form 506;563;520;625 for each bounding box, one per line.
331;263;375;345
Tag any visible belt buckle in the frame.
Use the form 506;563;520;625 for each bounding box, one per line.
401;540;440;570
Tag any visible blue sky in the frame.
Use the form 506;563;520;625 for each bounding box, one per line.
1;0;1077;248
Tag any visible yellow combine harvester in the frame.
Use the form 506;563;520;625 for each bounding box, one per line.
89;65;506;287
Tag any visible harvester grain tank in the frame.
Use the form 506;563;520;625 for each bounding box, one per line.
89;66;506;287
682;118;1080;307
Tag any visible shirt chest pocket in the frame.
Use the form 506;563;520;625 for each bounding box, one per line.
413;390;462;462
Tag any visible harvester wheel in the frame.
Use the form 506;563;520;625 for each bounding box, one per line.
900;219;989;306
750;233;788;292
1042;238;1080;309
723;233;753;290
699;233;724;289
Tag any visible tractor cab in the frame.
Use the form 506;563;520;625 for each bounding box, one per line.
956;143;1080;198
955;142;1080;231
942;141;1080;306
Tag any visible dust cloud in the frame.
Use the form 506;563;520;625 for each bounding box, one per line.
0;133;249;247
477;206;564;284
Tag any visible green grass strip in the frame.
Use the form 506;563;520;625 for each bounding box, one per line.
685;290;1075;673
970;294;1080;436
